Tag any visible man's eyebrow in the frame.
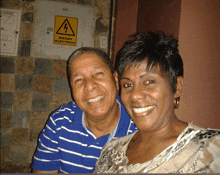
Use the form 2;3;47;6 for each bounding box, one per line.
71;67;105;78
89;67;104;71
71;73;80;79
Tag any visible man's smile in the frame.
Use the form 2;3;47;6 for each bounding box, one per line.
87;95;105;103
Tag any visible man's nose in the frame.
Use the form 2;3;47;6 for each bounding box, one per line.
84;78;97;91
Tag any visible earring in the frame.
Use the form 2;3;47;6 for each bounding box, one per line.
174;97;180;109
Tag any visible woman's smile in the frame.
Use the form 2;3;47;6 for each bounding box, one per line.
132;105;155;115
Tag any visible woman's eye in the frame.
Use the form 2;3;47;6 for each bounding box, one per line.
122;83;132;88
145;80;155;85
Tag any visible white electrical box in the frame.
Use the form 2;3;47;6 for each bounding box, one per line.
31;1;96;60
0;9;21;56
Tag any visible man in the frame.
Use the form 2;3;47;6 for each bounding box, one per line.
32;47;137;173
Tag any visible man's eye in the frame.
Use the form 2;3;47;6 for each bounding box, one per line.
122;83;132;88
145;80;155;85
96;72;104;76
75;78;83;83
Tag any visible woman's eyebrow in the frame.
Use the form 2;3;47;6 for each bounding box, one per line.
121;72;155;80
120;77;130;81
140;72;154;78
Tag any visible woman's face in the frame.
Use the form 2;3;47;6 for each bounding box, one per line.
120;60;180;132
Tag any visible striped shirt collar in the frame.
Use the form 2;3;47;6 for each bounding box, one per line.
82;98;121;143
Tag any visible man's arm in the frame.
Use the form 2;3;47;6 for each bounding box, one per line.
32;169;58;173
32;115;60;172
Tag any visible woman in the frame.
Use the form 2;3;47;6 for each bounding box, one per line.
94;32;220;173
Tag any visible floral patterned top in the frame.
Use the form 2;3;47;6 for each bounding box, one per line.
94;123;220;173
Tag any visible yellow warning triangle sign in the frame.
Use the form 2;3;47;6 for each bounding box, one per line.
56;19;75;36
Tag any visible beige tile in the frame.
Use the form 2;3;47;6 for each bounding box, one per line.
1;110;12;128
33;76;53;93
28;146;37;163
11;128;30;146
58;0;78;3
13;92;32;111
53;60;68;77
0;74;15;92
1;0;22;10
0;161;31;173
22;2;34;12
15;57;34;75
1;146;11;162
29;111;50;146
30;111;49;131
50;93;72;112
10;146;30;169
19;22;33;40
96;0;110;20
30;129;42;146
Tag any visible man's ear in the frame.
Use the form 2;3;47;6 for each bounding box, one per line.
174;76;184;98
113;71;119;92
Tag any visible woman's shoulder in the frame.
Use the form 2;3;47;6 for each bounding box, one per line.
101;131;137;153
194;127;220;173
187;123;220;146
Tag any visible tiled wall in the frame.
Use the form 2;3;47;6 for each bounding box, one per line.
1;56;72;172
1;0;112;173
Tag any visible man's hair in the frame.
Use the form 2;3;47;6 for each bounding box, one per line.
67;47;115;79
115;31;183;93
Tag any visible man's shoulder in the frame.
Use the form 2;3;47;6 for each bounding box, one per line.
49;101;82;123
51;102;78;115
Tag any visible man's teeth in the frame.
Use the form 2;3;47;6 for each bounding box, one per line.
133;106;155;113
88;95;104;103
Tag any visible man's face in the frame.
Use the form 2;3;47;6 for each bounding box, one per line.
70;52;119;121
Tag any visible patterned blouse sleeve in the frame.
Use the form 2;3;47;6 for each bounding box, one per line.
93;142;111;173
197;134;220;173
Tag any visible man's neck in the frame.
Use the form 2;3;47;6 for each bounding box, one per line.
84;103;120;138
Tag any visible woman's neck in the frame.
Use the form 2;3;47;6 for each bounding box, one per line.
136;117;187;144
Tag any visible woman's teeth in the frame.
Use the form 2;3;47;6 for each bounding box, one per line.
133;105;155;113
88;95;105;103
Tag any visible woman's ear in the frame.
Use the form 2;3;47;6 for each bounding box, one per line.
113;71;119;93
174;76;184;98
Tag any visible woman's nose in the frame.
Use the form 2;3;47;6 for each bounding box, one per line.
130;85;146;102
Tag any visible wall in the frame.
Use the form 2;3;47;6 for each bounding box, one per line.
137;0;181;39
112;0;139;63
0;0;111;173
177;0;220;129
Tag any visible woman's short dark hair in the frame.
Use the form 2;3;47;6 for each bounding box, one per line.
115;31;183;93
67;47;115;79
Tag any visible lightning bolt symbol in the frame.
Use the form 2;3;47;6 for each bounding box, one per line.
64;23;68;33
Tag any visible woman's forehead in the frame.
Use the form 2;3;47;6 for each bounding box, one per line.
124;60;167;77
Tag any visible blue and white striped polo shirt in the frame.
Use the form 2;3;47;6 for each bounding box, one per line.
32;95;137;173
